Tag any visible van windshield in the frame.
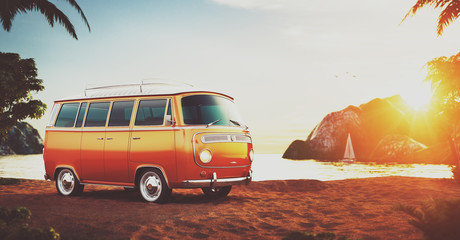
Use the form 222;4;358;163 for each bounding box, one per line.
181;95;244;127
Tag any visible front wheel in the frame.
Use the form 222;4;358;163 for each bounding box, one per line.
138;169;171;203
56;169;84;196
202;186;232;199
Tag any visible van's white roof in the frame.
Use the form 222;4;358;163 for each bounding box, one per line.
56;83;233;102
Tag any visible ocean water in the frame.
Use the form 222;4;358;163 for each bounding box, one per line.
251;154;452;181
0;154;46;180
0;154;453;181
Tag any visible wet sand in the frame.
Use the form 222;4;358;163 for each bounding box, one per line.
1;177;460;239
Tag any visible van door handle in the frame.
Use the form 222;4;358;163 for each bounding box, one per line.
97;138;104;140
132;137;141;140
106;137;113;140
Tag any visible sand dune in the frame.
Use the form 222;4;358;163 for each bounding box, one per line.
1;177;460;239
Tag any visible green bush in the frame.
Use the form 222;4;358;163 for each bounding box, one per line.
0;206;60;240
0;178;20;185
283;231;358;240
395;198;460;240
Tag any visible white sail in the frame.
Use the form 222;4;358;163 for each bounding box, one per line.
342;133;356;162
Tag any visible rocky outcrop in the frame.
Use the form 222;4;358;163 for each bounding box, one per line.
284;105;366;160
0;122;43;155
370;134;427;162
283;95;440;163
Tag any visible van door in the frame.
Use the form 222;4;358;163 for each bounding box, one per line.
129;99;176;181
48;102;82;176
81;102;110;181
104;100;134;183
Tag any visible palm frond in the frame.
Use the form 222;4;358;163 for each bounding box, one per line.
0;11;15;31
402;0;432;22
0;0;25;31
0;0;90;39
33;0;78;39
401;0;460;36
60;0;91;31
437;1;460;35
433;0;452;8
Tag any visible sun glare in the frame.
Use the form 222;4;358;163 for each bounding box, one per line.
400;82;433;111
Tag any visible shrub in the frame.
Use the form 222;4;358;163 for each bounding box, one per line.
395;198;460;240
0;206;60;240
283;231;358;240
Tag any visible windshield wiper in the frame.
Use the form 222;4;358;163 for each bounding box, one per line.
206;119;221;128
230;119;248;130
229;119;241;126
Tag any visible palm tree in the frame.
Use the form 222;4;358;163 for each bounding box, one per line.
0;0;90;40
402;0;460;36
424;52;460;178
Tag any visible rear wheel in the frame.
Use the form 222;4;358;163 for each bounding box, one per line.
56;169;84;196
202;186;232;199
138;169;171;203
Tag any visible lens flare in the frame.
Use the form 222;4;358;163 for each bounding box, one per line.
400;82;433;111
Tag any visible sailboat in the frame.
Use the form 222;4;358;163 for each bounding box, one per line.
340;133;356;163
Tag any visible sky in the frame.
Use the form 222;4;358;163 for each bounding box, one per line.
1;0;460;153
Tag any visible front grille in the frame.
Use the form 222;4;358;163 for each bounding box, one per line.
201;134;251;143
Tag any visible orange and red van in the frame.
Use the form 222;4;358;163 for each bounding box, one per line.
43;83;253;202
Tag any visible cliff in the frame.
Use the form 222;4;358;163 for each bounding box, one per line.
0;122;43;155
283;95;450;164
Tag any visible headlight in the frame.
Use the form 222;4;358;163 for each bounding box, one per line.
249;149;254;162
199;149;213;164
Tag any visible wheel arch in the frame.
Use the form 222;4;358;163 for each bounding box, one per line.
54;165;80;182
134;165;170;189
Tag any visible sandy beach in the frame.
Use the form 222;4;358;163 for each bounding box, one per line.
1;177;460;240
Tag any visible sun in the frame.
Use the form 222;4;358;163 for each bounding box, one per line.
400;82;433;111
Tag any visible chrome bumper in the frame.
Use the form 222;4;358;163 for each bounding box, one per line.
182;170;252;188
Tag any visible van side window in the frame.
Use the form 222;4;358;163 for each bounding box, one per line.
54;103;80;127
108;101;134;127
84;102;110;127
47;103;61;127
167;101;172;116
135;99;167;126
75;102;87;128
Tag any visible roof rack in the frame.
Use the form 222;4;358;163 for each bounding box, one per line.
55;80;232;102
84;80;194;97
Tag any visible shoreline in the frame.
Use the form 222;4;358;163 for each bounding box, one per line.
1;154;453;181
2;177;460;239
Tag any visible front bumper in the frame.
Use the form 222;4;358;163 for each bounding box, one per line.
182;170;252;188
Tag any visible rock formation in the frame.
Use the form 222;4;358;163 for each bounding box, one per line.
370;134;427;162
283;95;447;163
285;105;366;160
0;122;43;155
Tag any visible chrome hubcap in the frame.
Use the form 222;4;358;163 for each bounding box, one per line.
62;172;74;189
146;176;160;195
140;172;162;201
58;170;75;195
